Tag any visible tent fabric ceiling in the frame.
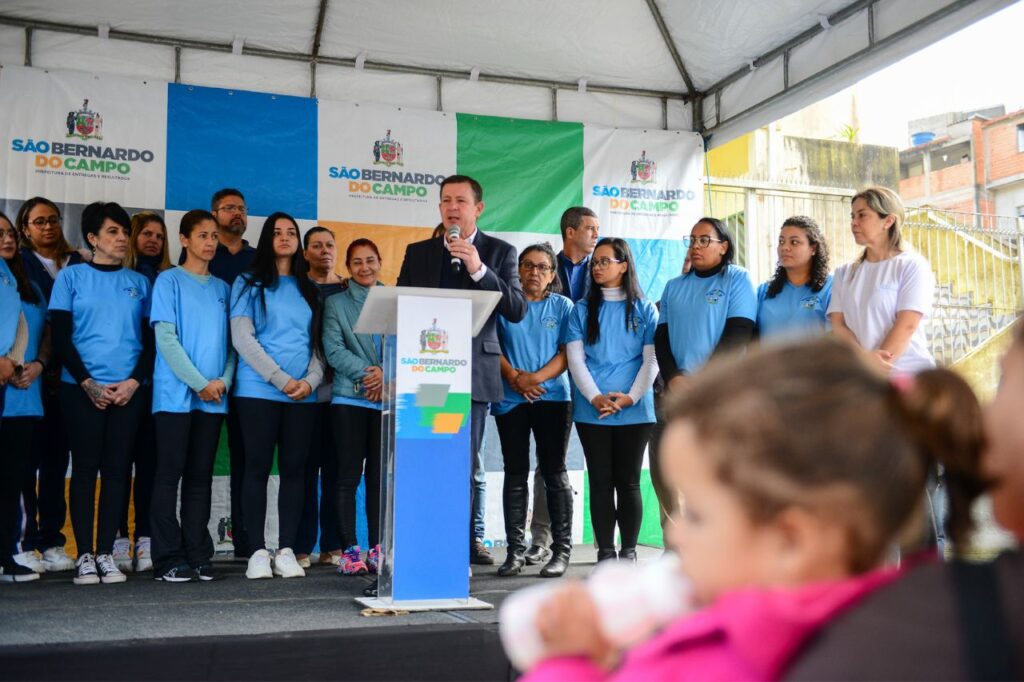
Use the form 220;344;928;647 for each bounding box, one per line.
0;0;1016;145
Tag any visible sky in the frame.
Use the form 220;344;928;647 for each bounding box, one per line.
850;1;1024;148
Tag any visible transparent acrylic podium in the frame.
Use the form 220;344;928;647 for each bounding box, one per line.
353;286;499;612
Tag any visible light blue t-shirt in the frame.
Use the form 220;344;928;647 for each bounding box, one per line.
659;265;757;375
0;258;20;356
230;274;315;403
49;264;151;385
566;297;658;426
4;284;46;418
151;267;232;414
492;294;574;416
756;276;833;342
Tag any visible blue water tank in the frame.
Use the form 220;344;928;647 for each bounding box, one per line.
911;131;936;146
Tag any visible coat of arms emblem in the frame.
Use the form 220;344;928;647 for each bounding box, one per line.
630;150;656;184
419;318;449;354
66;99;103;140
373;129;404;167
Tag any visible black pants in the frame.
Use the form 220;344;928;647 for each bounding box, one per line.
120;386;155;541
2;417;36;560
150;411;224;575
296;402;341;554
19;384;70;551
236;397;316;552
225;408;250;556
495;401;573;551
61;383;144;556
332;404;382;549
576;421;653;551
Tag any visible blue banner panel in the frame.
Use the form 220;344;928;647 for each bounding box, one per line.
166;84;317;219
626;237;687;302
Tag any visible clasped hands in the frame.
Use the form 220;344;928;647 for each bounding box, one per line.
80;377;140;409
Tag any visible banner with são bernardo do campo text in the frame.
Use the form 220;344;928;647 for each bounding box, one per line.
0;64;704;554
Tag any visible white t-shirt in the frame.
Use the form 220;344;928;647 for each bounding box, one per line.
828;250;936;374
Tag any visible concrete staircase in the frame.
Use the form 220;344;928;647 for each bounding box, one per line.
927;281;1017;366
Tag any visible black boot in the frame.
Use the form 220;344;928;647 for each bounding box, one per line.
540;473;573;578
498;474;529;577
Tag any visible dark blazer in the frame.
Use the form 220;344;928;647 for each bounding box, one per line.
397;230;527;403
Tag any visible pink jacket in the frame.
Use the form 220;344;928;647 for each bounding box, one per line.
524;567;903;682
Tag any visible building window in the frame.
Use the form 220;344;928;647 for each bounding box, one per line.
1019;124;1024;153
1018;205;1024;219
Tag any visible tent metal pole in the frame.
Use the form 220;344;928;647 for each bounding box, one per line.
551;88;558;121
310;0;329;98
643;0;697;99
661;97;668;130
436;76;443;112
0;14;687;102
702;0;984;136
174;46;181;84
23;26;31;67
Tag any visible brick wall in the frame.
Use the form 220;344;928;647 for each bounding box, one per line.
985;116;1024;182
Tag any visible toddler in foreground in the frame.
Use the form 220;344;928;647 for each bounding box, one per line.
510;337;986;680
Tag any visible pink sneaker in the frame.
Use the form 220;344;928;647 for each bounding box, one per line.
337;545;368;576
367;545;381;574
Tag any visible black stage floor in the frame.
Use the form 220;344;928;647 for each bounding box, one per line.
0;545;660;681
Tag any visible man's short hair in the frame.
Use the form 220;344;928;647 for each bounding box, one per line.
559;206;598;239
210;188;245;211
440;175;483;203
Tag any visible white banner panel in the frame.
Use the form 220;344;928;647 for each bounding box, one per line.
317;101;456;225
582;127;705;241
0;65;167;207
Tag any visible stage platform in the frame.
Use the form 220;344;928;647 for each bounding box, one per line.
0;545;660;681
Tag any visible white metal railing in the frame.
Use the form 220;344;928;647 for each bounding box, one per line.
705;182;1024;365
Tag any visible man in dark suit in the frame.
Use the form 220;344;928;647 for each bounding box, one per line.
397;174;527;565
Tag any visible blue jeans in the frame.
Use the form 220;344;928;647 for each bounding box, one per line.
470;401;488;541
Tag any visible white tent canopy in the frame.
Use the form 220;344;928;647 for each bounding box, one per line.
0;0;1015;145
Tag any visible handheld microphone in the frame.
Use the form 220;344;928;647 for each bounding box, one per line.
447;223;462;275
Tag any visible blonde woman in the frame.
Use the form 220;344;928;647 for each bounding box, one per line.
828;187;935;375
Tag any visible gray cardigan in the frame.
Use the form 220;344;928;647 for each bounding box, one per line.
322;280;382;401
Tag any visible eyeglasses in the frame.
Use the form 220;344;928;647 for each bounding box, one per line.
519;262;553;273
683;235;724;249
29;216;61;228
591;257;623;269
0;228;17;241
216;204;247;214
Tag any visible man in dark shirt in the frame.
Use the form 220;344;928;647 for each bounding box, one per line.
207;188;254;560
555;206;599;303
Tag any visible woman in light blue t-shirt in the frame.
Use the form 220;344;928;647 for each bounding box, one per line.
149;210;235;583
50;202;153;586
566;238;658;563
230;212;324;581
494;243;575;578
756;215;833;342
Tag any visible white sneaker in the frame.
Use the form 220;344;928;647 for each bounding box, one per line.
273;548;306;578
246;549;273;579
13;551;46;574
135;537;153;572
41;546;76;572
95;553;127;584
112;537;133;573
73;553;100;585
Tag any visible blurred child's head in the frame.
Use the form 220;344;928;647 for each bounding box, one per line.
661;337;986;605
984;321;1024;539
